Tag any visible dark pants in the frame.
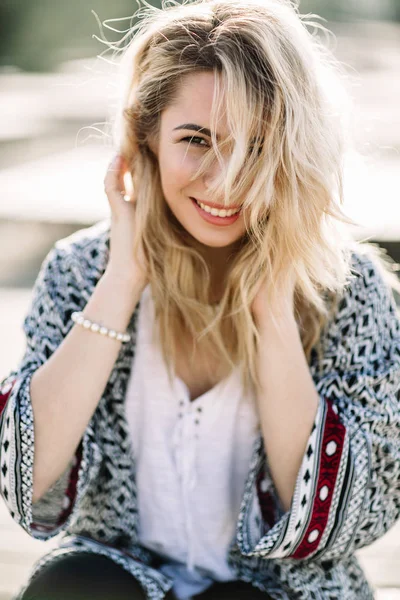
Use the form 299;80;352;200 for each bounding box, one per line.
18;553;272;600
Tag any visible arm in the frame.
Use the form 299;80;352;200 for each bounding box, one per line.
0;242;142;539
238;252;400;561
255;313;320;514
30;269;140;504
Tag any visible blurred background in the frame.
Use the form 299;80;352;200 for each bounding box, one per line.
0;1;399;598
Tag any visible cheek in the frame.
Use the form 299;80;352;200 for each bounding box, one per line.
160;148;200;191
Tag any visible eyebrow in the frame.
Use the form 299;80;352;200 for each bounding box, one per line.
173;124;219;140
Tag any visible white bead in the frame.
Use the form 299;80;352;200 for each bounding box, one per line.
307;529;319;543
319;485;329;501
83;320;91;329
77;315;84;325
116;333;124;341
108;330;117;339
326;441;337;456
123;334;130;342
99;326;108;335
90;323;100;332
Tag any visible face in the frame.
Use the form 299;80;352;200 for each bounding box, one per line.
154;71;248;249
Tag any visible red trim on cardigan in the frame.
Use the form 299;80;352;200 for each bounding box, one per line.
0;379;16;417
292;398;346;559
256;466;277;529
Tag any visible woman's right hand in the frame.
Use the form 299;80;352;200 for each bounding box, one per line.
103;154;149;292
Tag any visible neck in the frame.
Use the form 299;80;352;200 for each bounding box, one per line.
200;243;241;304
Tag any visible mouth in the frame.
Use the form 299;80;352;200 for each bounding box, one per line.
190;197;242;226
190;197;242;217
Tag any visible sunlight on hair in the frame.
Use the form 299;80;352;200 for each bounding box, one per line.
92;0;400;394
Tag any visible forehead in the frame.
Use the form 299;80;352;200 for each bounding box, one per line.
162;71;229;135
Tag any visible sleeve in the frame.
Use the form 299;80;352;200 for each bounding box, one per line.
0;245;102;540
236;253;400;562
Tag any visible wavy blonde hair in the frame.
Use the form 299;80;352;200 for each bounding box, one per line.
105;0;399;395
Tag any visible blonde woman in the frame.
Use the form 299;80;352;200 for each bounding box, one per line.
1;0;400;598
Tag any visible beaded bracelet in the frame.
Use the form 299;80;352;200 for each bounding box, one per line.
71;311;131;343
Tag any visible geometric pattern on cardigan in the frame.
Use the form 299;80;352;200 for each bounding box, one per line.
1;219;399;600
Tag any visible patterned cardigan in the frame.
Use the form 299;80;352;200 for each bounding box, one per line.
1;219;400;600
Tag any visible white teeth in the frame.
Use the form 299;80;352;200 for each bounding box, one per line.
194;199;240;217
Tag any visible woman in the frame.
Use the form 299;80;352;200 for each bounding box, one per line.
1;0;400;598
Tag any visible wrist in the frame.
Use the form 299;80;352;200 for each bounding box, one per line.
99;270;146;317
258;311;298;338
103;267;147;293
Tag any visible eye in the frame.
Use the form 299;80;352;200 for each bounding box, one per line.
181;135;209;148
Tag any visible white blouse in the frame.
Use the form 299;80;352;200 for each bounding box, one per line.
124;285;261;600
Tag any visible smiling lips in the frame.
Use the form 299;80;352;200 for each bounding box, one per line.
191;198;241;218
190;197;242;226
191;197;242;210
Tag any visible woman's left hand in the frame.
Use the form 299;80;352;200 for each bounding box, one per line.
251;268;297;327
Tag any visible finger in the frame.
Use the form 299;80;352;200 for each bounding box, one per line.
119;156;132;201
118;156;135;202
117;156;128;192
104;155;126;198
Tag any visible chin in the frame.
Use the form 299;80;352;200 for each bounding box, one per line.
188;228;245;248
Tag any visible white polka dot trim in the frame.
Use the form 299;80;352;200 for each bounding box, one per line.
326;440;337;456
307;529;320;543
319;485;329;501
260;479;269;493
